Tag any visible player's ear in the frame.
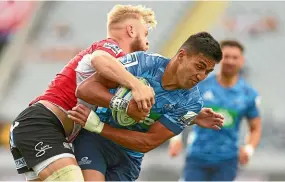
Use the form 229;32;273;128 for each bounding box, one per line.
126;25;136;38
177;49;187;63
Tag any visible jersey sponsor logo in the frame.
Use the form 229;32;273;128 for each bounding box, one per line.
78;157;92;165
103;42;122;56
15;157;27;169
34;142;52;157
179;111;198;126
210;106;238;128
218;109;234;127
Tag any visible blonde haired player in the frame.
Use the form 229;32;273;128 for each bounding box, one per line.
10;4;157;181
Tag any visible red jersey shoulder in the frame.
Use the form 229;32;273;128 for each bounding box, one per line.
96;39;124;58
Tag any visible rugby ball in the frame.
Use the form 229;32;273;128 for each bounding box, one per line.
112;78;151;126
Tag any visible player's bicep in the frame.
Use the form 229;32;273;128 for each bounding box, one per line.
79;72;118;90
247;117;261;130
92;72;119;89
90;50;120;70
76;72;118;99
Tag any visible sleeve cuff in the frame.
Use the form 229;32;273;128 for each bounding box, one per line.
159;115;183;135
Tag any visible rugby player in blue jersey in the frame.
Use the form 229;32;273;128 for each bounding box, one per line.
68;32;224;181
168;40;262;181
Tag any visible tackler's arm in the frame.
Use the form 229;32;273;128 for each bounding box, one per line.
91;50;144;92
76;72;117;108
76;73;133;114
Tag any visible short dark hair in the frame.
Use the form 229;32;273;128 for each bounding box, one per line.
220;40;244;53
180;32;222;63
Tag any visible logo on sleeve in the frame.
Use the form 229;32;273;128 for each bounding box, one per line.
119;53;139;67
103;43;122;56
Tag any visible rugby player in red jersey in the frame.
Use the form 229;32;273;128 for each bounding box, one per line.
9;5;157;181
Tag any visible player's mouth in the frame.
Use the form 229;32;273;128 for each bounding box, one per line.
224;64;236;69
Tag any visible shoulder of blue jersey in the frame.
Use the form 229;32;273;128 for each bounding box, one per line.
119;51;170;68
239;78;260;96
188;86;204;111
118;52;139;68
236;78;261;109
144;52;170;66
189;86;203;102
145;52;166;58
129;51;166;58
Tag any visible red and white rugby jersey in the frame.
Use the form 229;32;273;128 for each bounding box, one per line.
30;38;125;142
30;38;125;111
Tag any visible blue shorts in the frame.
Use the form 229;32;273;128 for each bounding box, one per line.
183;155;238;181
73;129;142;181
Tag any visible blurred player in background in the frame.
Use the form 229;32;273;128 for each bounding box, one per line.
168;40;262;181
9;5;156;181
67;32;224;181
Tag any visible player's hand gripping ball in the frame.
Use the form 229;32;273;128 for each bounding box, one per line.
112;78;151;126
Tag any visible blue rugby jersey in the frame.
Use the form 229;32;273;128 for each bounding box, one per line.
96;51;203;158
187;75;260;161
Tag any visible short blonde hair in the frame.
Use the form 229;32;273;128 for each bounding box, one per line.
107;4;157;29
